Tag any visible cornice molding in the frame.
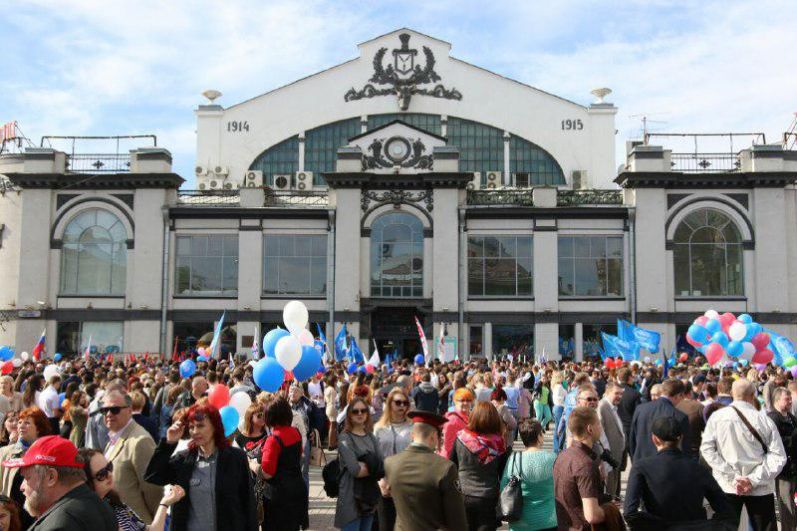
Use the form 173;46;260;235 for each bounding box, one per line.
5;173;184;190
615;171;797;189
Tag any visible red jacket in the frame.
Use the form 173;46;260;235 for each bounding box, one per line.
439;410;468;458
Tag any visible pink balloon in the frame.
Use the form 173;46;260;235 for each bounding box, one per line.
365;364;375;374
208;384;231;410
197;347;206;356
705;343;725;366
751;349;774;365
791;366;797;378
686;334;702;348
694;316;709;326
751;333;771;351
719;313;735;332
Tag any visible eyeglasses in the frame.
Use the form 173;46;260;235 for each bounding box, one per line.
580;397;599;403
92;462;114;482
100;406;129;416
351;408;368;415
392;400;410;407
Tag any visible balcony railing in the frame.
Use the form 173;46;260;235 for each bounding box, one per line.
263;190;328;208
467;189;534;206
176;190;240;206
670;152;741;173
66;153;131;173
557;189;623;206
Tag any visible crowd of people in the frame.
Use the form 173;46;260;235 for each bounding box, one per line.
0;350;793;530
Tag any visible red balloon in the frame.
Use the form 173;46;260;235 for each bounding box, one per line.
208;384;230;410
604;358;614;369
705;343;725;366
365;364;375;374
694;316;709;326
719;313;736;332
0;361;12;375
679;353;689;363
284;371;294;381
752;349;774;365
751;333;771;351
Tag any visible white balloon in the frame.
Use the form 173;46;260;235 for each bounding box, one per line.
283;300;309;336
20;352;29;362
229;391;252;418
704;309;720;320
742;341;756;357
275;335;302;371
11;358;22;368
43;364;60;382
643;356;651;363
729;321;747;342
297;329;315;346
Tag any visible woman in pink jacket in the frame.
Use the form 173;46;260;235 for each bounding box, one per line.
440;388;475;457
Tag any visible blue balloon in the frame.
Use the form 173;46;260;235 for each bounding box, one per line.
739;358;749;366
179;359;196;378
262;329;290;359
414;354;425;366
726;341;744;358
197;355;208;362
294;346;322;382
347;362;358;375
738;314;753;324
687;324;709;343
58;392;66;407
53;353;63;362
0;347;12;362
711;332;729;348
705;319;722;334
219;406;239;437
745;323;761;341
253;358;285;392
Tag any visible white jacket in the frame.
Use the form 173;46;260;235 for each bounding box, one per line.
700;400;786;496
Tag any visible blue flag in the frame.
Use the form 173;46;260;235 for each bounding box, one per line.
765;328;795;367
633;326;661;354
350;337;364;364
617;320;634;342
334;325;349;361
601;332;639;360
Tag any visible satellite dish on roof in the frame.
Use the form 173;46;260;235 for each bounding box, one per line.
590;88;612;104
202;90;222;104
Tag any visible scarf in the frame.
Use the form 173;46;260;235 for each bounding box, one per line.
457;429;506;464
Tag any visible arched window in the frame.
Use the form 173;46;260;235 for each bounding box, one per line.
60;209;127;295
673;208;743;296
370;212;424;298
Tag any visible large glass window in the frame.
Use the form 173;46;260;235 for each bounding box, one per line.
469;325;483;358
264;235;327;295
583;323;616;359
304;118;361;185
60;209;127;296
370;213;424;298
492;324;534;360
446;117;505;177
559;324;575;359
468;236;533;297
673;208;743;297
175;235;239;296
510;136;565;185
173;321;237;356
56;321;123;357
367;113;442;135
558;236;623;297
249;136;299;186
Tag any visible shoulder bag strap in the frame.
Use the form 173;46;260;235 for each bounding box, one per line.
731;406;768;454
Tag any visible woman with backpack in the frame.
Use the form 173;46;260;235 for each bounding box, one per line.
334;396;384;531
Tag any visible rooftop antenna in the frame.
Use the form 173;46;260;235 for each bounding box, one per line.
202;89;222;104
629;113;669;144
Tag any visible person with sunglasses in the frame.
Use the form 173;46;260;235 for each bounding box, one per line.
0;407;51;529
145;403;257;531
373;388;412;531
0;493;21;531
79;448;185;531
100;390;162;525
335;396;384;531
440;387;475;458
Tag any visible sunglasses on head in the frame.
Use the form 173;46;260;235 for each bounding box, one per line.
100;406;129;415
93;461;113;482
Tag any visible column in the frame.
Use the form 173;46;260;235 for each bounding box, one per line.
503;132;511;185
575;323;584;362
484;322;493;360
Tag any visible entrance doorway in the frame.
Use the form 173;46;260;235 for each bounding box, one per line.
370;306;427;360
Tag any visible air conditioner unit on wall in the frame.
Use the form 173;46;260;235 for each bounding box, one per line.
485;171;502;189
294;171;314;191
195;165;209;177
214;165;229;177
571;170;587;189
466;172;481;190
273;174;292;191
243;170;263;188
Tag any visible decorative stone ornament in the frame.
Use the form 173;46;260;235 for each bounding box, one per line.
362;136;434;170
344;33;462;110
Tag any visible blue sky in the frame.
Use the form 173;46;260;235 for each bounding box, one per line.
2;0;796;185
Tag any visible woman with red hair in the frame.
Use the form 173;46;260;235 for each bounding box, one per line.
145;403;258;531
0;407;50;529
440;387;475;458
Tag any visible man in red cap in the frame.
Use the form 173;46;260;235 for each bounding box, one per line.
4;435;116;530
383;410;467;530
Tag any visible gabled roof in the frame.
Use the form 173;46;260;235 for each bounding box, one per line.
347;119;447;142
357;27;451;48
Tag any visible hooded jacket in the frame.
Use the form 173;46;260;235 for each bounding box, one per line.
411;382;440;413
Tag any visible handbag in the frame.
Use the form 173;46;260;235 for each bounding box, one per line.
497;451;523;522
309;428;326;467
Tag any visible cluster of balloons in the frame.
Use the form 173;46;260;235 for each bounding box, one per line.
0;347;14;362
200;382;253;437
253;301;323;393
603;357;625;369
687;310;773;367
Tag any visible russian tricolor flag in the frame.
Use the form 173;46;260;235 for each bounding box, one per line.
31;330;46;361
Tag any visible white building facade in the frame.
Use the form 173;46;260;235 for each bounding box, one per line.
1;28;796;361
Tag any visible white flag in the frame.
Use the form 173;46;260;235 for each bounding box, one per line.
367;340;380;367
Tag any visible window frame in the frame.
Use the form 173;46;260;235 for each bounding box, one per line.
369;213;425;299
263;234;328;297
557;235;624;298
467;235;534;299
174;234;239;297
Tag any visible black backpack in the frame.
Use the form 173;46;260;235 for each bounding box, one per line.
322;457;342;498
